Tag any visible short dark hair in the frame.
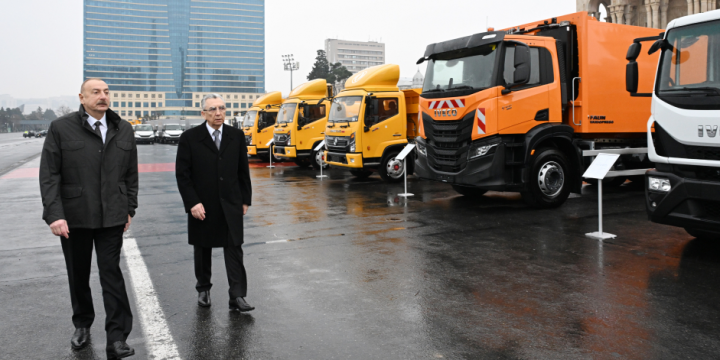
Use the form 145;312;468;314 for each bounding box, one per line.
80;78;106;93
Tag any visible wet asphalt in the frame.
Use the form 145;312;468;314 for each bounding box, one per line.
1;138;720;359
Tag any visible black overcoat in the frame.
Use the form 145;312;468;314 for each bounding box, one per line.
39;106;139;228
175;122;252;247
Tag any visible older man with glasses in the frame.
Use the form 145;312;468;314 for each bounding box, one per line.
175;94;254;312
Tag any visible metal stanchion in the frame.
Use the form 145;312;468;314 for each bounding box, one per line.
397;144;416;197
583;153;619;240
315;140;327;179
266;138;275;169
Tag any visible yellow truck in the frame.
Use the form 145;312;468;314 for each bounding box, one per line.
272;79;334;169
323;64;420;182
243;91;282;161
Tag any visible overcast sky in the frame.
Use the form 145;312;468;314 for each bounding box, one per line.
0;0;577;99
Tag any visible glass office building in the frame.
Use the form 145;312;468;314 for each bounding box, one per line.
83;0;265;119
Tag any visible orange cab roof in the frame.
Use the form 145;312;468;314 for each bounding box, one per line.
343;64;400;92
252;91;282;107
287;79;327;100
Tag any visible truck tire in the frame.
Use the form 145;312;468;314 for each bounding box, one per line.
294;158;311;168
452;185;487;197
522;148;571;208
685;228;720;240
379;151;405;183
350;169;373;179
311;150;330;170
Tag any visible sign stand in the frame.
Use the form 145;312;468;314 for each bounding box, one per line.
396;144;416;197
582;153;620;240
266;138;275;169
315;140;327;179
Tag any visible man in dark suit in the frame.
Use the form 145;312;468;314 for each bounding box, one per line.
40;78;137;359
175;94;254;312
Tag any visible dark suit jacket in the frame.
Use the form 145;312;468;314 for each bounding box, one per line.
175;122;252;247
39;105;139;228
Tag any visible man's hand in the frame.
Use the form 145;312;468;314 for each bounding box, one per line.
124;215;132;232
191;203;206;220
49;219;70;239
243;204;248;215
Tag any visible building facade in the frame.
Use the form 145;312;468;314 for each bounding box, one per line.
83;0;265;121
577;0;718;29
324;39;385;74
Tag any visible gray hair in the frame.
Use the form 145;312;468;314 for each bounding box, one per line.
201;93;225;110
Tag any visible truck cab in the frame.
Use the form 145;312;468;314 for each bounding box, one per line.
323;64;420;182
272;79;333;169
627;10;720;238
243;91;281;161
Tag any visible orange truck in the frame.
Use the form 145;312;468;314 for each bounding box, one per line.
243;91;282;161
414;12;660;207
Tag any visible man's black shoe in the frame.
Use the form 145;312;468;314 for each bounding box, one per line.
71;328;90;350
106;341;135;359
229;297;255;312
198;290;211;307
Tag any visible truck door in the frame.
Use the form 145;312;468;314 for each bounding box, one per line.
362;95;405;160
497;43;554;132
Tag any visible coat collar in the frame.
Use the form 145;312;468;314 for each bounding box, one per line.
78;105;121;127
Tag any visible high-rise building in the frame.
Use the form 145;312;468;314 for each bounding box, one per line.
324;39;385;74
83;0;266;121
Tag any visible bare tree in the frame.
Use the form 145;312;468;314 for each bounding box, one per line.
56;105;73;117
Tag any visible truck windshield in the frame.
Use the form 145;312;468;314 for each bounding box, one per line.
657;20;720;110
329;96;362;122
277;103;297;123
135;125;152;131
423;44;498;92
165;125;181;130
243;110;257;127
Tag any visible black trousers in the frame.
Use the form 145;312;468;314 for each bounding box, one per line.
194;244;247;299
60;225;132;345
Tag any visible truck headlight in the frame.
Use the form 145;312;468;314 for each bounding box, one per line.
324;136;329;150
468;143;498;160
287;131;291;146
416;142;426;156
649;176;671;192
349;132;356;152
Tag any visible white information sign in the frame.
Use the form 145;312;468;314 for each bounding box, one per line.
314;140;325;151
396;144;416;161
582;153;620;180
266;138;274;147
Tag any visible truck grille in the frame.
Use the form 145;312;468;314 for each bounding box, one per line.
245;135;252;145
325;136;349;151
687;147;720;161
422;111;475;173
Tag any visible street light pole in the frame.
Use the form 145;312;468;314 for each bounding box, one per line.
282;54;300;92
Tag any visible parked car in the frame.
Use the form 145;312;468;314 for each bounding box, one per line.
23;131;36;138
35;130;48;138
133;124;155;144
160;124;183;144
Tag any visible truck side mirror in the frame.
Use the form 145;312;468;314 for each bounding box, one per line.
513;45;531;85
626;42;642;60
626;62;639;93
648;39;667;55
625;33;663;97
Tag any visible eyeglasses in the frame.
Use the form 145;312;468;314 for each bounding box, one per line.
203;106;226;112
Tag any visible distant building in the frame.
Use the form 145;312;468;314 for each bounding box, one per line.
325;39;385;74
398;70;425;90
577;0;718;28
83;0;266;121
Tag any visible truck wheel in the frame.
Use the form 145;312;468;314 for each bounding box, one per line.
350;169;373;179
452;185;487;197
522;148;571;208
685;228;720;240
311;150;330;170
294;159;311;168
379;151;405;183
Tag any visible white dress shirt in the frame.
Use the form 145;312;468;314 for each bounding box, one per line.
206;122;223;143
86;112;108;143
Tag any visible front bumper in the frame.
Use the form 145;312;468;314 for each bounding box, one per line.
273;145;311;158
135;137;154;144
646;169;720;232
414;140;513;191
163;137;180;144
324;151;364;168
247;145;257;155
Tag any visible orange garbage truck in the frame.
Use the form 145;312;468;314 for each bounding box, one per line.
413;12;660;207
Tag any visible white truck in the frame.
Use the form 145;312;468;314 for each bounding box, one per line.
626;9;720;238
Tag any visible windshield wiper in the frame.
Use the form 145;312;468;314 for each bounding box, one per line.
662;87;720;95
423;88;445;93
447;85;475;91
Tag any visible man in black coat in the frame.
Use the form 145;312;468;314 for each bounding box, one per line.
39;78;137;359
175;94;254;312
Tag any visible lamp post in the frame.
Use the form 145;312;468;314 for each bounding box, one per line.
282;54;300;92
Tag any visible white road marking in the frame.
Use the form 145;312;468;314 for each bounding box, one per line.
123;233;182;360
265;239;289;244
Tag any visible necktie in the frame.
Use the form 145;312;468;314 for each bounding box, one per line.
213;130;221;149
94;121;103;143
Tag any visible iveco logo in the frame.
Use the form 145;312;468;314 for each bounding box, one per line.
434;109;458;117
699;125;718;137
